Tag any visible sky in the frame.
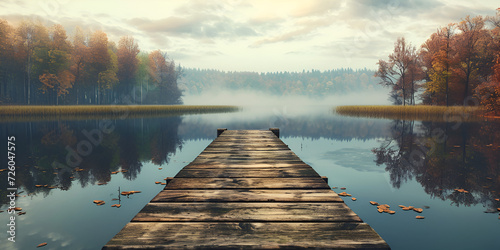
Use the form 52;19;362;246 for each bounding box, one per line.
0;0;498;72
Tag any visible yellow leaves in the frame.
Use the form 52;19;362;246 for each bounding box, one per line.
37;242;48;248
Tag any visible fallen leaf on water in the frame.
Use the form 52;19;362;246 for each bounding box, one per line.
338;192;350;197
112;198;119;201
35;185;43;187
486;177;493;180
351;198;357;201
0;210;3;213
369;201;379;206
97;183;107;186
340;187;346;190
37;242;47;248
331;187;337;189
47;186;56;189
377;208;383;213
416;216;425;219
389;211;396;214
161;183;167;185
155;181;161;184
8;207;22;212
423;206;430;209
0;169;6;172
402;207;411;211
111;204;121;208
413;208;423;213
121;170;128;173
131;191;141;193
111;171;118;174
398;205;406;208
158;168;162;170
408;206;414;209
121;191;131;195
18;212;26;215
93;200;105;205
494;199;499;201
497;208;500;212
69;176;74;179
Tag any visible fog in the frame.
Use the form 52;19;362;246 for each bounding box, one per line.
181;89;391;127
183;89;391;107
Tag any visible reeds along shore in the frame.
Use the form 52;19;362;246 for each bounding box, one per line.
335;105;487;122
0;105;240;122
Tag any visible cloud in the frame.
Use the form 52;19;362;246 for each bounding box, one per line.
290;0;345;17
128;14;257;39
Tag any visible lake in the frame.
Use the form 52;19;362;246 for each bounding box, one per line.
1;105;499;250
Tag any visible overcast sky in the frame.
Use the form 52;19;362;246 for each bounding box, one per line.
0;0;498;72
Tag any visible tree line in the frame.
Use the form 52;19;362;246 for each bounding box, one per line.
0;19;182;105
179;68;383;97
376;10;500;114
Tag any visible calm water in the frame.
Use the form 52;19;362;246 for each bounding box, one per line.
1;106;499;250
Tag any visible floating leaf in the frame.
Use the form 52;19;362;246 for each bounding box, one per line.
331;187;337;189
369;201;379;206
389;211;396;214
416;216;425;219
111;204;121;208
97;183;107;186
413;208;423;213
340;187;346;190
93;200;105;205
121;191;131;195
351;198;357;201
155;181;161;184
111;171;118;174
112;198;119;201
37;242;47;248
161;183;167;185
18;212;26;215
398;205;406;208
35;185;43;187
158;168;162;170
494;199;499;201
338;192;351;197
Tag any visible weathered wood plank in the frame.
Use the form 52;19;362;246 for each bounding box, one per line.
164;178;330;189
103;222;390;249
184;163;311;169
151;189;343;202
175;168;320;178
189;159;306;165
132;202;361;222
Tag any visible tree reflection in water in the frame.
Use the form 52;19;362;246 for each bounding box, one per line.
373;119;500;208
0;117;182;205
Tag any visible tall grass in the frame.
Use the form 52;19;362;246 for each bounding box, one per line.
0;105;240;122
335;105;486;122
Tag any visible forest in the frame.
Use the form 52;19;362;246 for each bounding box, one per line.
376;10;500;114
179;68;383;97
0;19;182;105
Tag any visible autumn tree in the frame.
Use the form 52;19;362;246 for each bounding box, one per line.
38;24;75;104
147;50;182;104
420;24;456;106
375;37;420;105
453;16;494;104
69;26;89;105
116;36;139;99
16;20;51;104
0;19;15;102
86;30;110;104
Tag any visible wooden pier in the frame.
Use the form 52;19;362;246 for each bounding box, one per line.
104;129;389;249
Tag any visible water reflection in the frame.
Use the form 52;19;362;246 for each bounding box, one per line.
0;117;182;205
373;120;500;208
